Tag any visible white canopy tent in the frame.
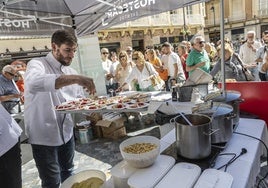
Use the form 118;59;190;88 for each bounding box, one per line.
0;0;209;36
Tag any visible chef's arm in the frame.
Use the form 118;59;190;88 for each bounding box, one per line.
55;75;96;94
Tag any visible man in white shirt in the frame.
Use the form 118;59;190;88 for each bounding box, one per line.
256;30;268;81
239;31;262;80
100;48;114;94
0;104;22;188
24;30;96;188
161;42;185;91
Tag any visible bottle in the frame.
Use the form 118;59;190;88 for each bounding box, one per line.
172;87;178;101
135;83;141;91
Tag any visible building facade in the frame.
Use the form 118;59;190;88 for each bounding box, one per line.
98;0;268;53
97;3;206;53
204;0;268;46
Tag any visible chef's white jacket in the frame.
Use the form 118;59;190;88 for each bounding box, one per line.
24;52;84;146
0;104;22;157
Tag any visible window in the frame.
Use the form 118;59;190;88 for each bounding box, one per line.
186;5;193;15
259;0;268;14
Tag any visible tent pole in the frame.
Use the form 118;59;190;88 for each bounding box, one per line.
72;17;83;74
220;0;226;95
74;29;83;74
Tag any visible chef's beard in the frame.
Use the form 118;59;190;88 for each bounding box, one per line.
55;49;72;66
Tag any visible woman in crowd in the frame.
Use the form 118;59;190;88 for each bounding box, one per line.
204;42;217;70
147;48;168;82
177;44;189;79
118;51;159;91
210;43;248;81
114;51;133;91
259;52;268;81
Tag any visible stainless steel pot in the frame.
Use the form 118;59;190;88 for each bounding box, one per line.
194;102;235;144
171;114;212;159
204;90;243;125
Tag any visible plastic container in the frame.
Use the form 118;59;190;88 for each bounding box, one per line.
110;160;138;188
194;168;233;188
155;162;201;188
127;155;175;188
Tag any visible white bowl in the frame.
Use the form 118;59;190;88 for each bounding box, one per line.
61;169;106;188
119;136;160;168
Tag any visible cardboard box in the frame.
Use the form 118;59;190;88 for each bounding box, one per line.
95;117;126;139
86;112;102;125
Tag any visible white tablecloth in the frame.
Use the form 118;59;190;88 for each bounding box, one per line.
214;118;267;188
160;118;267;188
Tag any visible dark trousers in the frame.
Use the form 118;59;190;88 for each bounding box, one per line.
31;137;75;188
259;72;267;81
0;141;21;188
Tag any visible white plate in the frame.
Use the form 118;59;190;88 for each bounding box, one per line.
126;102;150;109
82;104;106;111
106;103;127;110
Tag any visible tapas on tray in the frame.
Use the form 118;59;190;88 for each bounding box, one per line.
126;102;150;109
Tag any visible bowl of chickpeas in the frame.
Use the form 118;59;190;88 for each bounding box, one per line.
119;136;160;168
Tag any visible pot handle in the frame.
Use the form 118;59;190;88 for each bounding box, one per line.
170;115;180;124
235;98;244;103
226;113;237;120
203;128;219;136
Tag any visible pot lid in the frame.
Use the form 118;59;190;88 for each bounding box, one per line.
194;102;233;116
204;90;241;102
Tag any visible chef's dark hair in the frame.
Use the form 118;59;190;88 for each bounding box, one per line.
51;30;77;46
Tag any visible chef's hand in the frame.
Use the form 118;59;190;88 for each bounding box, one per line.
78;76;96;95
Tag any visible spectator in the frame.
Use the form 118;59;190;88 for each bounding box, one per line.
11;60;27;102
24;29;96;188
239;31;262;80
100;48;113;94
177;44;189;79
186;36;210;75
115;51;133;91
147;48;168;82
0;65;22;114
161;42;185;91
126;46;133;60
256;30;268;81
118;51;159;91
0;103;22;188
259;51;268;81
110;52;120;91
204;42;217;68
210;43;248;81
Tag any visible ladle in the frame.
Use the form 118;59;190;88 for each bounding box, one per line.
179;112;194;126
172;103;194;126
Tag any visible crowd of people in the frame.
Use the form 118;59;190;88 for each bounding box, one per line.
1;29;268;188
101;30;268;95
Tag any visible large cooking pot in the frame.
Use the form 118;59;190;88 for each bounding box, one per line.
204;90;243;125
194;102;235;144
171;114;212;159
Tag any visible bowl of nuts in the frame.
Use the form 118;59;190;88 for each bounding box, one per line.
119;135;160;168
